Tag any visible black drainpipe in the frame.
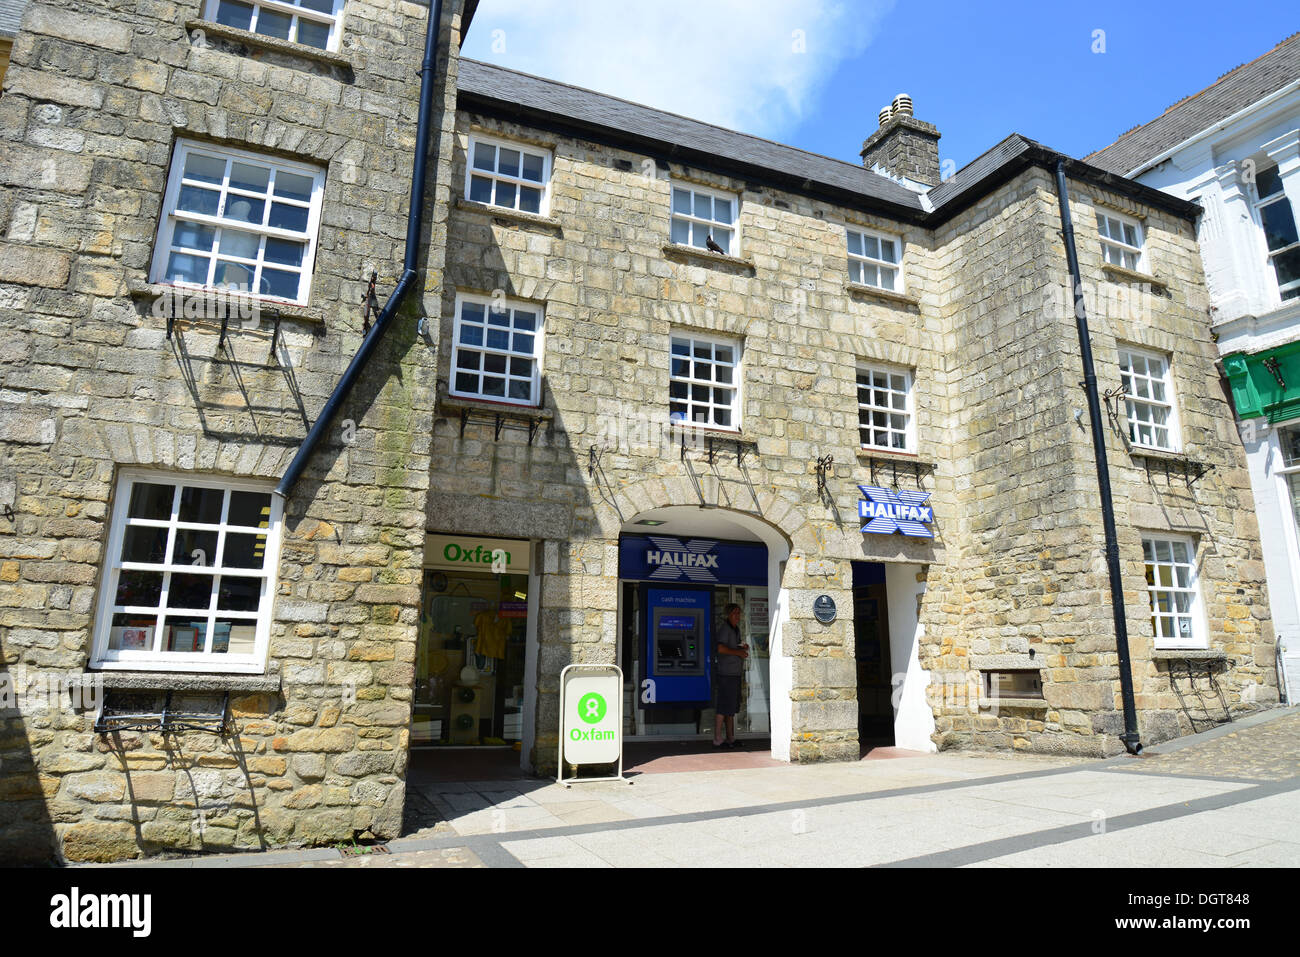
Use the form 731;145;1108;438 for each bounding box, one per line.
1054;158;1142;755
276;0;444;498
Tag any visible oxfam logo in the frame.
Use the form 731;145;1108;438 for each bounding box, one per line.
577;692;606;724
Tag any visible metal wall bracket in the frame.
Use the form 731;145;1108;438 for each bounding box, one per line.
528;418;541;445
459;407;469;438
218;313;229;352
494;414;504;441
815;454;834;495
94;690;230;736
268;315;282;362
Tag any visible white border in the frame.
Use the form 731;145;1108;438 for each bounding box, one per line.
1118;344;1181;453
856;362;915;453
669;181;741;255
846;225;905;293
1096;207;1147;272
668;329;743;433
1142;531;1209;651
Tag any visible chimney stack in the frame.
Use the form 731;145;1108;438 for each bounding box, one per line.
861;93;941;187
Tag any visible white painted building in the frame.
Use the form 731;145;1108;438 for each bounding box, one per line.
1089;32;1300;703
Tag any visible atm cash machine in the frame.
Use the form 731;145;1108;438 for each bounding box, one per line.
642;586;711;706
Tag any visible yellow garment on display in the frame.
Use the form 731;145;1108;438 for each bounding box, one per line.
473;611;509;659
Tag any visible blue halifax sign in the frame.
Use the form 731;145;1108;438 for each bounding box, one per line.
619;534;767;586
858;485;934;538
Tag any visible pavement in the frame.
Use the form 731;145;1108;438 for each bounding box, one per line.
102;707;1300;868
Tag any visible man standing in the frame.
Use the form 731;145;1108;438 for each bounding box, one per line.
714;602;748;748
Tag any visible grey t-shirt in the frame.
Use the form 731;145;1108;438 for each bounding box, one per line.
716;619;744;676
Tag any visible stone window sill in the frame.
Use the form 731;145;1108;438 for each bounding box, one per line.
845;282;920;306
662;243;755;271
439;392;554;422
979;697;1048;709
128;279;326;328
1101;263;1169;294
971;654;1043;671
185;19;354;73
454;198;562;233
1151;649;1227;662
77;671;282;693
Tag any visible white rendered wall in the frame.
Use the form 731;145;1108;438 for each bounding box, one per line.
885;562;936;752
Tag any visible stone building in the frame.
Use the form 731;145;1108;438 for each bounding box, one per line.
1089;32;1300;703
0;1;1280;863
0;0;27;87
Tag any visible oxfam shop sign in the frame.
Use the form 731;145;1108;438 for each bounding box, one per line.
425;534;531;573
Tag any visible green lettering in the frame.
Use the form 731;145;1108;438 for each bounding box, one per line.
444;543;459;562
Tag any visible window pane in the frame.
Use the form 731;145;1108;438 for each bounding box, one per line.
268;202;308;232
483;353;507;374
1260;199;1299;252
521;152;544;182
171;528;218;567
498;149;520;177
672;189;691;215
260;268;299;300
256;8;293;40
519;187;541;214
694;193;712;219
1122;223;1138;246
224;533;268;570
1257;164;1283;199
469;175;492;203
482;377;505;397
229;163;270;194
264;238;305;267
496;181;517;209
214;261;254;291
129;483;174;521
473;142;496;172
215;619;257;655
109;614;157;651
165;252;209;284
274;171;315;203
711;228;731;254
879;267;896;291
714;198;732;223
459;323;483;346
121;524;167;562
296;18;330;48
863;235;879;259
512;332;535;353
455;372;479;393
1276;247;1300;299
167;574;214;610
225;195;265;225
219;228;261;260
215;0;254;30
163;617;208;653
179;485;224;524
880;239;897;262
173;222;216;252
178;185;221;216
217;576;261;612
508;379;531;400
671;218;690;245
115;570;163;608
227;491;270;528
848;232;863;256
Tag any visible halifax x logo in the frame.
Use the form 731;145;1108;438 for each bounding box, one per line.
858;485;934;538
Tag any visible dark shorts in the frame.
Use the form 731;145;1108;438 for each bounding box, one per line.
715;674;742;716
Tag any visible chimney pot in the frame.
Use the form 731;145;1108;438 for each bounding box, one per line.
878;106;892;127
892;93;913;117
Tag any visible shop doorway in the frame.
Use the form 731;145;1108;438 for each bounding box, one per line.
618;521;774;746
412;535;533;750
853;561;895;749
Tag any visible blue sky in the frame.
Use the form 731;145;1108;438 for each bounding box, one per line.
462;1;1298;177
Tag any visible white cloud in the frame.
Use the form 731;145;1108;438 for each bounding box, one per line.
462;0;894;140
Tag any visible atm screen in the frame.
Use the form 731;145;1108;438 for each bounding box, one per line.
657;639;685;658
658;616;695;630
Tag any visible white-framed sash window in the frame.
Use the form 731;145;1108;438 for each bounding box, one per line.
205;0;346;52
1142;534;1206;649
847;227;903;291
857;363;914;451
450;292;544;406
465;134;551;216
670;183;738;255
91;472;283;674
1119;346;1179;451
149;140;326;305
1253;162;1300;302
1097;208;1145;271
669;332;740;430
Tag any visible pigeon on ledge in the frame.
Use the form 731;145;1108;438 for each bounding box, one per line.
705;235;725;254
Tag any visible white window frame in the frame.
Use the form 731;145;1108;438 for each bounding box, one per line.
1096;208;1146;272
856;363;915;452
669;332;741;432
1272;421;1300;616
846;227;904;293
149;140;326;306
90;470;284;674
449;291;544;407
464;133;552;216
1250;161;1300;303
1141;533;1207;650
204;0;347;53
1119;346;1180;452
669;182;740;256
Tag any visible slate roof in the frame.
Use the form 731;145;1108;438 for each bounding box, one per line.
0;0;27;37
457;57;1201;225
458;58;927;217
1086;32;1300;176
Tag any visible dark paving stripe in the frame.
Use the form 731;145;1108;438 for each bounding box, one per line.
875;776;1300;868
